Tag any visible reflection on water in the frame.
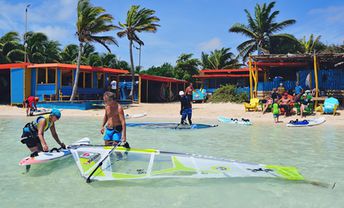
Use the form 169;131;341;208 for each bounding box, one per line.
0;116;343;207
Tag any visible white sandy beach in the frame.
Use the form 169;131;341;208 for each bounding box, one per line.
0;103;342;126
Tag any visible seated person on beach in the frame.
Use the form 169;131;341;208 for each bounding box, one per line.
279;92;292;116
101;91;128;147
271;88;281;100
277;83;285;95
294;82;303;96
24;96;39;116
262;95;273;114
272;99;280;123
300;93;313;118
179;91;192;125
20;109;65;154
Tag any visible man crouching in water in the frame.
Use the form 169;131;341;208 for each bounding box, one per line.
101;91;129;148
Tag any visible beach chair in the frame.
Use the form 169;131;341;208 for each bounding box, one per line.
321;97;339;116
244;98;260;112
294;102;314;115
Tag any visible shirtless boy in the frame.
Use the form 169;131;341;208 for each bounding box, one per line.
100;91;127;146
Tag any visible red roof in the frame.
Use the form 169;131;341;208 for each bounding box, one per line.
250;62;307;67
28;63;128;74
193;74;249;78
0;63;128;74
0;63;30;70
139;74;187;83
200;68;261;73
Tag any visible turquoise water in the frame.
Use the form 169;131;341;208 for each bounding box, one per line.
1;116;343;207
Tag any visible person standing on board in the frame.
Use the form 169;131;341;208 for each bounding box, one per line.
20;109;65;154
24;96;39;116
185;83;194;102
101;91;129;147
179;91;192;125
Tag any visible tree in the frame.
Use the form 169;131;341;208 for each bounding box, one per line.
117;5;160;101
60;44;79;64
70;0;118;100
200;48;241;69
25;32;61;63
298;34;321;54
143;63;174;77
0;31;24;63
100;53;118;68
322;43;344;53
229;1;296;60
174;53;200;82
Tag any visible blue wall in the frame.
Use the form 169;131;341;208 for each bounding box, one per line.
36;84;56;100
11;68;24;104
258;69;344;93
29;68;107;100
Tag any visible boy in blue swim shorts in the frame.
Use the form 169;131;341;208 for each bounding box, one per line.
101;91;129;148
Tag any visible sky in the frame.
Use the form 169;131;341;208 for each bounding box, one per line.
0;0;343;69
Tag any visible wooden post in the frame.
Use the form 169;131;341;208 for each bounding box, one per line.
146;79;149;103
169;82;172;102
248;56;253;98
138;75;142;103
313;53;319;107
254;62;258;96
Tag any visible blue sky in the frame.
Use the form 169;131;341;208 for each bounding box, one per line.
0;0;343;69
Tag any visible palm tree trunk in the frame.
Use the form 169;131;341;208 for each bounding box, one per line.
70;42;83;101
129;40;135;102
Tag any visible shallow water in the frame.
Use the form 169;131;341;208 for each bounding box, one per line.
1;116;343;207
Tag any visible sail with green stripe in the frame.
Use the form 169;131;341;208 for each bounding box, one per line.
71;146;305;182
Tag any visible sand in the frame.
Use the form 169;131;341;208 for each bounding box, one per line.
0;102;342;126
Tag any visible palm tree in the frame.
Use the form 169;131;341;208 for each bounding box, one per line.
117;5;160;101
299;34;321;54
229;1;296;60
70;0;118;100
201;48;241;69
0;31;25;63
174;53;200;81
60;44;79;64
101;53;118;68
25;32;62;63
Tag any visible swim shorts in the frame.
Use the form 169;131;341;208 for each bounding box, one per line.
103;125;122;142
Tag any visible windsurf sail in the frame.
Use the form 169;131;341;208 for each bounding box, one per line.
71;146;304;182
126;122;217;129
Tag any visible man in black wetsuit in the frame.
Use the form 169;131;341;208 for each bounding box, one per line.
179;91;192;125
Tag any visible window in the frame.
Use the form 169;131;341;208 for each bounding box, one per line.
37;68;46;84
85;72;92;88
61;70;73;86
37;68;56;84
78;72;84;88
47;69;56;83
97;73;104;88
76;72;93;88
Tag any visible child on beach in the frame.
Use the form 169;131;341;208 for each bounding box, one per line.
272;99;280;123
101;91;129;147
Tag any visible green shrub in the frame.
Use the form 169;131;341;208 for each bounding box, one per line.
209;84;248;103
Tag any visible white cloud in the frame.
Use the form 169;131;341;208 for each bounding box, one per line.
198;37;222;51
309;6;344;24
33;25;72;43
